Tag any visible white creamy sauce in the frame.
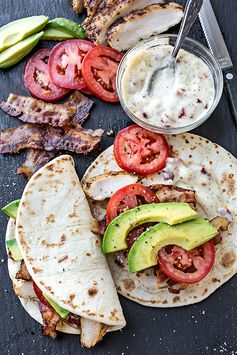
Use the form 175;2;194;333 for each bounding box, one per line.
122;45;215;128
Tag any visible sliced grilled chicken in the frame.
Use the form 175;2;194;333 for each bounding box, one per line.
70;0;85;13
83;0;104;26
80;318;108;348
86;0;164;45
13;279;37;299
83;0;117;27
108;3;184;51
82;171;138;200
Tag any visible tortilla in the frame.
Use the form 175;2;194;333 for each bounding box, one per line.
6;155;125;335
82;133;237;307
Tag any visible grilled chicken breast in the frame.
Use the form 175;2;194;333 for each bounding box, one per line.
86;0;164;45
107;3;184;51
83;0;117;27
70;0;85;13
80;318;108;348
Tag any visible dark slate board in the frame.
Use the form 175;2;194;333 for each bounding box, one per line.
0;0;237;354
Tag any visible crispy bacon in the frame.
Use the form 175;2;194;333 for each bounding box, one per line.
15;260;32;281
0;124;104;155
61;123;104;153
0;124;44;153
0;93;76;127
64;91;94;125
67;313;81;329
17;149;56;179
150;184;196;204
39;302;60;339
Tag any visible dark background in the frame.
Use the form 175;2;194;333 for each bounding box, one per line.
0;0;237;354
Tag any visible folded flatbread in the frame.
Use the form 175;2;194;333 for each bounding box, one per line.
82;133;237;307
6;155;125;347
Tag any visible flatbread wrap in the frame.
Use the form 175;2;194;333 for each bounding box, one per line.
4;155;126;347
82;131;237;307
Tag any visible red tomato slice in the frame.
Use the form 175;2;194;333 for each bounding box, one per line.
158;241;215;284
24;48;70;102
81;46;123;102
80;86;93;95
114;125;170;176
106;183;158;224
48;40;95;90
32;281;52;308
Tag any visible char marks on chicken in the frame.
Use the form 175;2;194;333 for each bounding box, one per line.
107;3;184;51
15;260;32;281
85;0;165;45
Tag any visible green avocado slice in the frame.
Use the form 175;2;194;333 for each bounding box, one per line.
128;219;218;273
102;203;198;253
0;16;48;53
42;26;74;40
0;31;44;68
43;294;70;318
48;18;86;39
6;238;22;261
2;199;20;220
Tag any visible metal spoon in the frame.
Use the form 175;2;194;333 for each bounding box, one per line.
148;0;204;95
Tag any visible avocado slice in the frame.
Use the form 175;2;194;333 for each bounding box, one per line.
2;199;20;220
48;18;86;39
42;26;74;40
0;16;48;53
0;31;43;68
128;219;218;273
43;294;70;318
102;203;198;253
6;238;22;261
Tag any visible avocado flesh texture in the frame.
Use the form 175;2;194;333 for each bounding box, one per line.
6;238;22;261
0;32;43;68
48;18;86;39
0;16;48;52
42;26;74;40
2;199;20;220
43;294;70;318
102;203;198;253
128;219;218;273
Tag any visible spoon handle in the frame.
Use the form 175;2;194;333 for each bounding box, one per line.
172;0;203;58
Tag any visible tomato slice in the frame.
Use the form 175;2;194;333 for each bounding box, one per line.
106;183;158;224
24;49;70;102
48;40;95;90
158;241;215;284
80;86;93;95
32;281;52;308
81;46;123;102
114;125;170;176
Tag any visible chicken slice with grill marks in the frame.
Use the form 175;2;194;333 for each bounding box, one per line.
70;0;85;13
84;0;104;26
85;0;163;45
107;3;184;51
83;0;117;27
80;318;108;348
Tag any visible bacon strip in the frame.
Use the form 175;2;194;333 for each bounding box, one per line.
0;124;104;155
0;93;76;127
15;260;32;281
17;149;56;179
0;124;44;153
150;184;196;204
39;302;60;339
64;91;94;125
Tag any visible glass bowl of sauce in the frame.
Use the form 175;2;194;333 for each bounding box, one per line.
116;34;223;134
